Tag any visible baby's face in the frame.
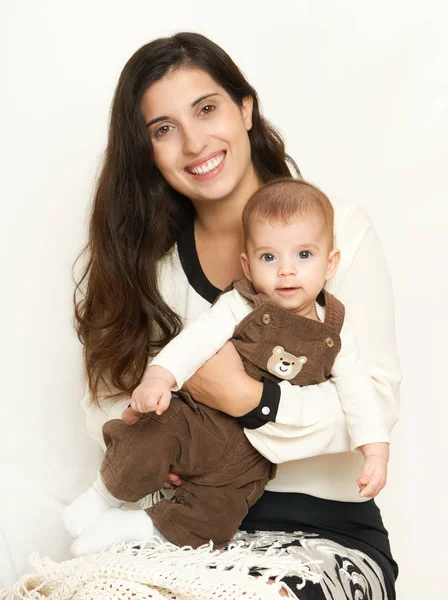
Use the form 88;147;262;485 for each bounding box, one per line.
241;215;339;317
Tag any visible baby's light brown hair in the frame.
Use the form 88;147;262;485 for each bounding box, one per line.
242;178;334;248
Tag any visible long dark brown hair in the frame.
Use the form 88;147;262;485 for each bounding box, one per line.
74;32;301;403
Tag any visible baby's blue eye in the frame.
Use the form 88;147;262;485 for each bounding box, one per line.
299;250;311;259
261;253;275;262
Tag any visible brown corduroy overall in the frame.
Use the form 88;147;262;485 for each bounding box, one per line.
100;280;345;549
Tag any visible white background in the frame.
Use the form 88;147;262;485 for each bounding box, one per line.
1;1;447;597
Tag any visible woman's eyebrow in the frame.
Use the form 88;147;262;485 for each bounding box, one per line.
146;93;221;128
191;92;220;107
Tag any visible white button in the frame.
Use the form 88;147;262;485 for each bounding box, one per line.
261;406;270;416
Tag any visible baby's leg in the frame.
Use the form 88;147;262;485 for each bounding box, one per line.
71;508;170;556
69;400;188;554
63;472;122;538
147;480;263;549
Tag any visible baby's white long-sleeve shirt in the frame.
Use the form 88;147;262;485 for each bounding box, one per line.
150;288;389;462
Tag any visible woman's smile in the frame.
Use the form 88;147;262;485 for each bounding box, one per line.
184;150;226;179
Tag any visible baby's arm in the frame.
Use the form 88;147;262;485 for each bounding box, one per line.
130;289;247;415
131;365;176;415
331;319;390;451
142;289;246;389
357;441;389;498
331;320;390;497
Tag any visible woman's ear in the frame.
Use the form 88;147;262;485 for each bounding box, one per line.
241;96;254;131
325;248;341;281
240;252;253;281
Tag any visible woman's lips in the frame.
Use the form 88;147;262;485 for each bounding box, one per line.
184;151;226;181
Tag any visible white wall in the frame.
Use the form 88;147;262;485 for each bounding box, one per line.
1;1;447;596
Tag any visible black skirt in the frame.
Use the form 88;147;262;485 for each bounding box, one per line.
240;491;398;599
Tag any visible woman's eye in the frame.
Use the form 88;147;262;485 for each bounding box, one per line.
261;253;275;262
200;104;216;116
154;124;173;139
299;250;311;259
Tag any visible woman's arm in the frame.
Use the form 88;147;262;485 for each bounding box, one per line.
182;341;263;414
151;289;249;390
185;205;401;461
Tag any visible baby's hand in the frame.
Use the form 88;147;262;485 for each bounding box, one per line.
131;365;175;415
357;442;389;498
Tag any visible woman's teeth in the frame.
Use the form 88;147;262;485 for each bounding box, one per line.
187;152;225;175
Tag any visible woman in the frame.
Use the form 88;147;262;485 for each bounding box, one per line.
76;32;401;599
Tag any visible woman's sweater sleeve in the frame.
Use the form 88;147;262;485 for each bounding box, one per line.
81;386;131;451
239;205;401;461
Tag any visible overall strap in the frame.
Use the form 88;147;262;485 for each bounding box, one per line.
319;289;345;333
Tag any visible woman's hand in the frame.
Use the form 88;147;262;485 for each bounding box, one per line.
121;406;141;424
182;341;263;417
166;472;183;488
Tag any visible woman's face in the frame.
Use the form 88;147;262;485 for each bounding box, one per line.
141;67;257;207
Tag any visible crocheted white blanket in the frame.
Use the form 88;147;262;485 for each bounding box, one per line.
2;536;322;599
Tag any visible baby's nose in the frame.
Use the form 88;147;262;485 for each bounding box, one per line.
279;263;296;275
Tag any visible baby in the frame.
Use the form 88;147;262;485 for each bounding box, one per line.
64;178;389;555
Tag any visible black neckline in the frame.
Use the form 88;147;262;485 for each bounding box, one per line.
177;218;330;313
177;215;222;304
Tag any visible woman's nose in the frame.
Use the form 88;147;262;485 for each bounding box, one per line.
182;122;207;156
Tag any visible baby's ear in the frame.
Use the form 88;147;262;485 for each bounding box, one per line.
240;252;252;282
326;248;341;281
